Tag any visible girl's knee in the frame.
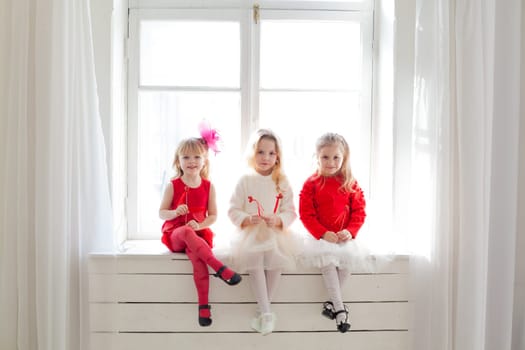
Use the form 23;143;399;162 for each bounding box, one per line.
180;225;195;235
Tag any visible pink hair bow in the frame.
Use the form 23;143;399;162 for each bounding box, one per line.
199;120;221;155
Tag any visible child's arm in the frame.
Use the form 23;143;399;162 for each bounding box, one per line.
159;182;188;220
228;177;255;228
299;179;330;240
345;182;367;238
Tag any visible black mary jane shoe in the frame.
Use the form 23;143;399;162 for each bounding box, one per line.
322;301;336;320
198;305;212;327
213;265;242;286
334;308;351;333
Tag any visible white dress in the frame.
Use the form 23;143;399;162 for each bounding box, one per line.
299;235;374;272
228;171;300;272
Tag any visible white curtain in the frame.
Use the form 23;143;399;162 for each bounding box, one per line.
408;1;524;350
0;1;113;350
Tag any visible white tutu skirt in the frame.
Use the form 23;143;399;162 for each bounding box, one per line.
298;234;376;272
230;223;302;273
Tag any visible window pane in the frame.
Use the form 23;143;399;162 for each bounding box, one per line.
259;91;369;195
136;91;241;237
260;20;362;90
140;20;240;87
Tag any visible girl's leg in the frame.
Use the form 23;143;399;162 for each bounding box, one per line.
186;248;212;326
248;252;271;314
168;226;237;281
320;264;348;325
321;264;343;312
265;269;282;303
263;250;282;302
337;267;351;288
248;252;276;335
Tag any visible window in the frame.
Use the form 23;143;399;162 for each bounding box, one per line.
126;1;378;246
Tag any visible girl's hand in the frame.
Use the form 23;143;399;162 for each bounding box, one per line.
262;214;282;228
242;215;264;227
186;220;200;230
337;229;353;242
322;231;339;243
174;204;189;217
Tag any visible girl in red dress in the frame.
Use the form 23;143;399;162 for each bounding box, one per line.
159;134;241;327
299;133;367;333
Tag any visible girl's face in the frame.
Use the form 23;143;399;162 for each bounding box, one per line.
318;144;344;176
254;138;278;176
179;151;205;176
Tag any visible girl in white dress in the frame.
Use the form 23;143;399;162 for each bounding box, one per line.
228;129;299;335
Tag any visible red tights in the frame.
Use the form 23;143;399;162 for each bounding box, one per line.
167;226;233;312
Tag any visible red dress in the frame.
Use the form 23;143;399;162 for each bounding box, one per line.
161;178;214;250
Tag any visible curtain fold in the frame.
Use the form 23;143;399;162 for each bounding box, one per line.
0;1;113;350
408;1;454;349
409;0;523;349
482;1;521;348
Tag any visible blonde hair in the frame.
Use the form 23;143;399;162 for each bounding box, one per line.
315;133;355;191
246;129;286;193
172;137;210;179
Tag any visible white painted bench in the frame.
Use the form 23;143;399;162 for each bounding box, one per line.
89;242;410;350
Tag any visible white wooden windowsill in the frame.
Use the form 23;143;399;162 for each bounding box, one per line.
88;241;411;350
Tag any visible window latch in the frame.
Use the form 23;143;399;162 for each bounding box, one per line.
253;4;260;24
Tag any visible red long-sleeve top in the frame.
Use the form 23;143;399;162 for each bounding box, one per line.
299;174;366;240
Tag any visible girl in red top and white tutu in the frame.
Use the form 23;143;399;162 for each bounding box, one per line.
159;124;242;327
299;132;368;333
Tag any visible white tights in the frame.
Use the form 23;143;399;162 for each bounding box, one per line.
247;251;282;314
320;264;351;322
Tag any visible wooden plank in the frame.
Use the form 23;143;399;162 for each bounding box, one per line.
90;331;409;350
89;253;408;274
89;274;118;302
89;273;408;303
90;302;408;332
88;255;118;274
90;303;118;332
89;333;114;350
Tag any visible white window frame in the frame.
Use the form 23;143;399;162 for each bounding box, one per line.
125;0;377;241
127;8;247;239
